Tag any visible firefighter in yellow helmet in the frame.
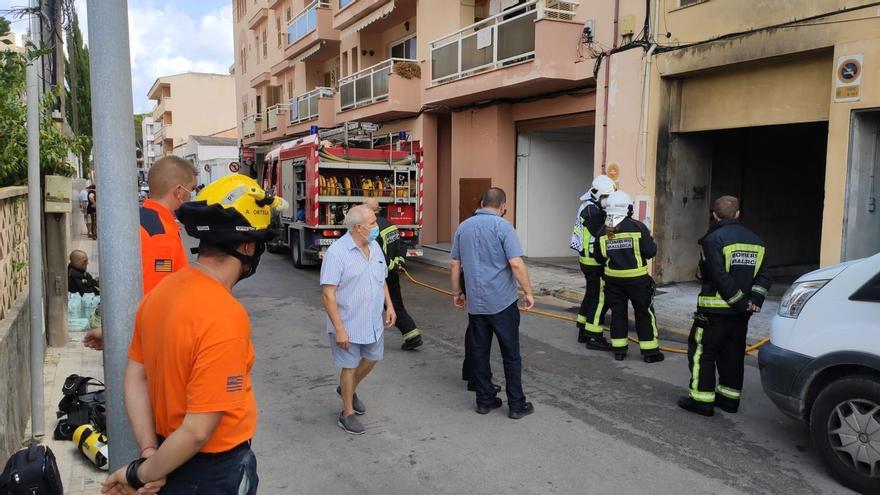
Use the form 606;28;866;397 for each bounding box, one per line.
104;174;286;494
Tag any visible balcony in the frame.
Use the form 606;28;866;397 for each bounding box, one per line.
285;0;339;64
260;104;288;142
248;7;269;30
334;0;414;37
336;58;421;122
425;0;585;107
288;87;336;134
242;114;261;138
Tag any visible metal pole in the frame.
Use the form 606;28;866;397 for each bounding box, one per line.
87;0;141;470
26;1;45;440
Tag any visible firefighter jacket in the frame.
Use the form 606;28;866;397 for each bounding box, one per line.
593;216;657;281
696;219;771;315
377;216;405;274
579;200;606;267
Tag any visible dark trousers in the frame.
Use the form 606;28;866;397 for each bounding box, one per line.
387;271;419;340
468;302;526;411
578;264;606;334
605;276;660;353
687;313;750;406
160;442;258;495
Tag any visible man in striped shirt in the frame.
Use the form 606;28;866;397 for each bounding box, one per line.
321;205;396;435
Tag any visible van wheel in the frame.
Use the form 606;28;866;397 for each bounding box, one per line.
810;376;880;493
291;233;304;269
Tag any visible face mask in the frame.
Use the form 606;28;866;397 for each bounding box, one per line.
364;225;380;243
236;242;266;282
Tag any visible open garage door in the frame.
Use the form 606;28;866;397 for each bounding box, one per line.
515;126;594;258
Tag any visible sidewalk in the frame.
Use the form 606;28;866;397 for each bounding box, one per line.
416;245;777;343
29;196;106;493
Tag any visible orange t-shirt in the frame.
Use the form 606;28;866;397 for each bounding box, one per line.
128;267;256;453
139;199;189;294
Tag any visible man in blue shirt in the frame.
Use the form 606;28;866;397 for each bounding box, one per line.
450;188;535;419
321;205;396;435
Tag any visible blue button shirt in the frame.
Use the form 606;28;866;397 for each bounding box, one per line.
451;209;524;315
320;233;387;344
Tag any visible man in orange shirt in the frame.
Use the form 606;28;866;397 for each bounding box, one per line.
83;156;196;351
102;175;286;495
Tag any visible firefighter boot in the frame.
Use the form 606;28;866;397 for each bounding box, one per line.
401;334;423;351
642;350;665;364
614;350;627;361
714;395;739;414
577;326;588;343
677;396;714;417
585;335;612;351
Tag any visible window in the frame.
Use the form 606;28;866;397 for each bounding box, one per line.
679;0;705;6
390;35;416;59
242;97;248;115
285;7;291;22
262;28;268;58
851;272;880;302
340;0;355;9
276;18;283;48
240;47;247;74
287;79;294;100
341;51;348;77
351;47;358;72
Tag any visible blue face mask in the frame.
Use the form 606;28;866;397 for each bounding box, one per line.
366;225;380;242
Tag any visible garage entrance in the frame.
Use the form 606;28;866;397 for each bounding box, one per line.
655;121;828;282
515;125;594;258
844;109;880;260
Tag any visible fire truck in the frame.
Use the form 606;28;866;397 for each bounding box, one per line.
262;126;424;268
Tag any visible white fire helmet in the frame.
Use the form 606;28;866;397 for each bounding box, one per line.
604;191;633;228
580;175;617;204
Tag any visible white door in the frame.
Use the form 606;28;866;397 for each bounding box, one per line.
515;127;595;258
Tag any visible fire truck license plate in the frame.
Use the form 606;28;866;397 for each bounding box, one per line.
406;249;423;257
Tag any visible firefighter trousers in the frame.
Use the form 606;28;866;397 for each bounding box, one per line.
387;271;420;342
577;264;606;335
687;312;750;407
605;276;660;354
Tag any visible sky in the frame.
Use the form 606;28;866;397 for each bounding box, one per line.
0;0;234;113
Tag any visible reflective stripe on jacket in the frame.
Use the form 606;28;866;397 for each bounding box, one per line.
593;217;657;281
697;219;771;315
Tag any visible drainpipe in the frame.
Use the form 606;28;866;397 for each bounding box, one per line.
637;0;661;185
600;0;620;173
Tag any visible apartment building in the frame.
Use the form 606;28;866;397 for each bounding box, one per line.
579;0;880;283
234;0;592;254
147;72;237;156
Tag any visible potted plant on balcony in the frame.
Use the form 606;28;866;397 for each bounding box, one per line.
393;61;421;80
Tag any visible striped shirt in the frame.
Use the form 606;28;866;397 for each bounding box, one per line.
320;233;387;344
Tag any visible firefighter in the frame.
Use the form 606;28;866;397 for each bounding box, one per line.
678;196;771;417
593;191;664;363
364;198;422;350
573;175;616;350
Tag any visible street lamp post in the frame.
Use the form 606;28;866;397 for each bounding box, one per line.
86;0;142;470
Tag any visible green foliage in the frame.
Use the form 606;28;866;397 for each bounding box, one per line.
134;112;148;148
64;10;92;175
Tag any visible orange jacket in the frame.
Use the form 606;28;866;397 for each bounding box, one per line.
140;199;188;294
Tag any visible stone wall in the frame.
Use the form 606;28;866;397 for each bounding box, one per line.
0;293;30;457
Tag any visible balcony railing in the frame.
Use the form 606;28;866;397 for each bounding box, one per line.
338;58;418;111
290;87;334;124
429;0;579;85
243;114;261;137
266;105;286;131
288;0;330;46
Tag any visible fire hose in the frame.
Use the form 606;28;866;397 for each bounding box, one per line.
399;268;770;356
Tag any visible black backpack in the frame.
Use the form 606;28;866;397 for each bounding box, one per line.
53;375;106;441
0;442;63;495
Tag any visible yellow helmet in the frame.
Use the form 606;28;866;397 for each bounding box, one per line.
178;174;288;245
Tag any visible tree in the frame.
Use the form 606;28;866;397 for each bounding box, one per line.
133;112;148;149
0;16;85;187
64;10;91;175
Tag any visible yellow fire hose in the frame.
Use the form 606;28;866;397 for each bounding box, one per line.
400;268;770;356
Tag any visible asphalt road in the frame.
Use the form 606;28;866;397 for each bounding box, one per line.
232;250;852;494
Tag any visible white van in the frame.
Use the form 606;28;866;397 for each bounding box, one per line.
759;252;880;493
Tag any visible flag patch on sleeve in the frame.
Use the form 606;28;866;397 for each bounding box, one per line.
154;259;173;272
226;375;244;392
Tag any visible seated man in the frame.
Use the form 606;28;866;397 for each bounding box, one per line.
68;249;99;295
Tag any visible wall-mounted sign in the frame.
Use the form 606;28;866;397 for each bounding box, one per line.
241;147;255;161
606;162;620;181
229;161;241;173
834;54;863;103
203;164;210;172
